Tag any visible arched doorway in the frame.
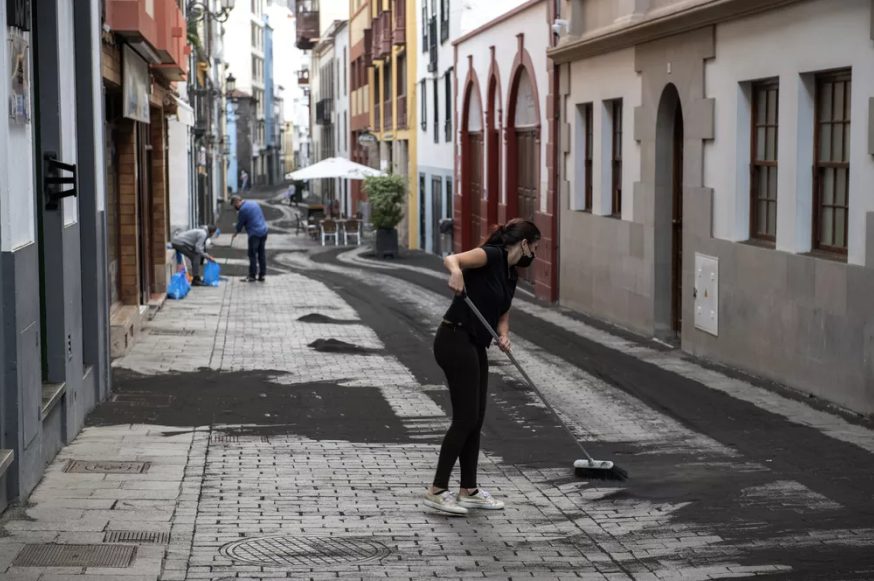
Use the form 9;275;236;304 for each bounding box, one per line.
486;76;500;229
654;84;684;338
462;81;484;249
507;67;540;282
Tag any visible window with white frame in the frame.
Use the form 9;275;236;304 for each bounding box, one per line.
572;102;593;211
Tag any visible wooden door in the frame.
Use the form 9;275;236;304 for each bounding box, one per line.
671;110;684;334
136;122;153;304
469;132;484;247
515;129;537;282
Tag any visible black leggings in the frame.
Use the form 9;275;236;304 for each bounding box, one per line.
432;324;489;490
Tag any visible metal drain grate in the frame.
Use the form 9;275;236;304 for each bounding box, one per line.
64;460;150;474
104;531;170;544
220;536;390;567
210;434;239;443
13;544;137;568
147;328;196;336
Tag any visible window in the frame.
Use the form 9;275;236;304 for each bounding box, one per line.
445;177;453;219
444;70;452;142
813;70;851;254
573;103;593;211
440;0;449;43
422;1;428;52
750;79;779;241
397;54;406;97
433;77;439;143
610;99;622;216
420;79;427;130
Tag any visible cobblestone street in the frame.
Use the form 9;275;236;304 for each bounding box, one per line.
0;199;872;580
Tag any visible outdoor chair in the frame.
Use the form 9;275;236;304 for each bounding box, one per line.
321;219;339;246
343;219;362;246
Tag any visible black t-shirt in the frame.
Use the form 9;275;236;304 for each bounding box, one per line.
443;245;518;347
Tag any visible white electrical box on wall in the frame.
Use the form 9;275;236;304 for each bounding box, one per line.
694;253;719;336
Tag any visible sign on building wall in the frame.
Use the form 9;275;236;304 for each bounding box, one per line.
122;45;151;124
8;31;29;123
6;0;31;31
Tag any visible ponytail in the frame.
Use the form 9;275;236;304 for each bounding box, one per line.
482;218;541;247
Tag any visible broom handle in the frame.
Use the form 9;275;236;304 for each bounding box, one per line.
462;293;596;464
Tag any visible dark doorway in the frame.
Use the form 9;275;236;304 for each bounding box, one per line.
469;132;484;247
654;83;684;340
671;107;684;334
419;174;426;250
431;175;442;253
136;122;153;305
486;79;500;229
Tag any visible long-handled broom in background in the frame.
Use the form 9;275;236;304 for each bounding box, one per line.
463;293;628;481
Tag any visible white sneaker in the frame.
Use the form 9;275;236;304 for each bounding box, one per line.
456;489;505;510
423;489;469;516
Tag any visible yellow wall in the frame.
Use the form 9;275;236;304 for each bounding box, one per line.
367;0;419;249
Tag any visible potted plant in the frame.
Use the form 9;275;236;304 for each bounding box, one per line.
363;173;405;258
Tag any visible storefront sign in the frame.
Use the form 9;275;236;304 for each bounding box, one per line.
6;0;31;31
122;45;150;124
8;32;29;123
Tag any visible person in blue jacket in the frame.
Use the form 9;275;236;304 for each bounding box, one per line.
230;195;269;282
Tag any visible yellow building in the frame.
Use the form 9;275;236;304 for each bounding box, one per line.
368;0;419;248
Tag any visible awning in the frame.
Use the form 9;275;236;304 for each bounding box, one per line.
173;96;195;127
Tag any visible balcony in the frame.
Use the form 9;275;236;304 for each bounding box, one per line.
383;99;392;131
363;28;373;67
296;3;320;51
297;69;310;85
152;0;188;81
373;11;391;60
397;94;407;129
105;0;161;63
316;98;333;126
392;0;406;46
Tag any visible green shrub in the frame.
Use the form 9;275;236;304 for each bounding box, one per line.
363;174;405;230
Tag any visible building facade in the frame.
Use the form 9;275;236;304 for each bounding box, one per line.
415;0;457;255
370;0;418;246
311;27;338;205
349;0;375;217
453;0;559;300
0;0;111;511
333;23;352;215
103;0;191;357
552;0;874;415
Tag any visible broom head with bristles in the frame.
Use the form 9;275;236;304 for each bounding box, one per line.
573;459;629;481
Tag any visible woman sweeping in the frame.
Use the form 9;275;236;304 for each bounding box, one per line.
424;219;541;515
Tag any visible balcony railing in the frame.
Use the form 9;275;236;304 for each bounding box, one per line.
297;69;310;85
397;95;407;129
296;4;319;50
316;98;333;125
392;0;406;46
383;99;392;131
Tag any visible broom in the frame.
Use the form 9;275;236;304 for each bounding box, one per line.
462;293;628;481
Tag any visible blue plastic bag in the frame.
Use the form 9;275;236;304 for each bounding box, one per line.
203;261;221;287
167;271;191;300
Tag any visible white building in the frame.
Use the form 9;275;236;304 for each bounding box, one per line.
552;0;874;415
416;0;528;255
333;22;351;215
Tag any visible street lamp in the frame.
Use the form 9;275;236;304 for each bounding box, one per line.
225;73;236;96
187;0;235;23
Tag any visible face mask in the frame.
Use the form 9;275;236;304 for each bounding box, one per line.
516;242;535;268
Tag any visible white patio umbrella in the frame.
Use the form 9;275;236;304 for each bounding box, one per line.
285;157;385;181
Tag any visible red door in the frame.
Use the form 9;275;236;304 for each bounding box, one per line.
468;132;484;247
515;129;537;282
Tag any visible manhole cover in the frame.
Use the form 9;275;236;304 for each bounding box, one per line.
104;530;170;544
13;544;137;567
64;460;150;474
220;536;390;567
147;328;196;336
